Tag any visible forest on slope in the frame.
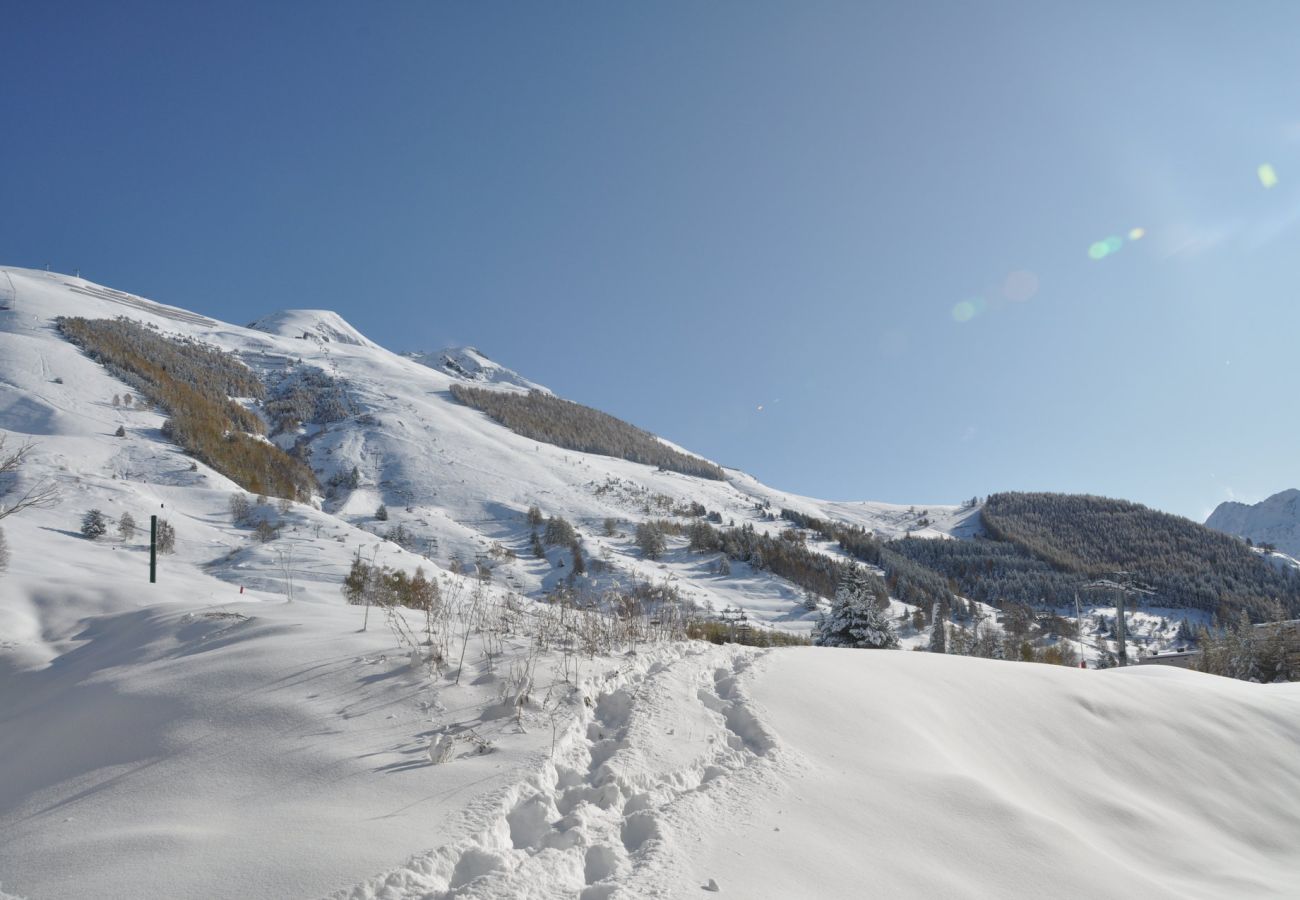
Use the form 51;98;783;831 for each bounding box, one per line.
788;493;1300;622
979;492;1300;620
57;316;317;500
449;384;725;480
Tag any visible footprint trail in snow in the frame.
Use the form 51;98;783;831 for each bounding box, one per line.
329;644;788;899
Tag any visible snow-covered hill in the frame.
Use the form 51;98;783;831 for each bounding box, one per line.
3;267;1297;899
405;346;551;394
1206;489;1300;558
249;309;381;349
0;267;975;639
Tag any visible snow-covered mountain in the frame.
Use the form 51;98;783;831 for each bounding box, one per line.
405;346;551;394
0;266;979;639
1206;489;1300;557
3;267;1298;900
249;308;381;349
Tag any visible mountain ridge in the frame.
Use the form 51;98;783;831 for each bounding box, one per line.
1206;488;1300;557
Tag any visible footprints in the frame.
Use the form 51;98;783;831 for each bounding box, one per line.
334;647;776;899
506;793;554;849
699;666;775;757
448;847;507;890
584;844;619;883
619;811;659;853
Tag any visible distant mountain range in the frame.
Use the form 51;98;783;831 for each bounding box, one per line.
1206;489;1300;557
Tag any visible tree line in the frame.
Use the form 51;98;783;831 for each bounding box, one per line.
450;384;725;480
780;509;955;609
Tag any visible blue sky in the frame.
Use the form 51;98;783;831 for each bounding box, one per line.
5;1;1299;520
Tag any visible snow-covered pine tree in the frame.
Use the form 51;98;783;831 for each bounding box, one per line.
81;509;108;539
814;568;899;649
929;603;946;653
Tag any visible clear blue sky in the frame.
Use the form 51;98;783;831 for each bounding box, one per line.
6;1;1299;520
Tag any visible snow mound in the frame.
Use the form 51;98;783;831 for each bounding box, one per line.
405;346;550;393
687;648;1300;899
248;309;378;348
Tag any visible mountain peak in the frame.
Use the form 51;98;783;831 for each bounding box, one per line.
1206;488;1300;556
247;309;377;348
404;345;550;393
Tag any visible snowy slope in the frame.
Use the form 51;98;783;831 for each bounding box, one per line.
687;649;1300;899
1207;489;1300;558
0;267;973;637
319;647;1300;899
6;267;1296;899
405;346;551;394
249;309;381;349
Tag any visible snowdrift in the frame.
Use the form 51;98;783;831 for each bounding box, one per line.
688;649;1300;899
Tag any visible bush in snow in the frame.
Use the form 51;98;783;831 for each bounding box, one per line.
118;512;136;541
254;518;279;543
814;569;899;649
228;493;253;526
543;515;576;546
81;509;108;539
0;435;59;522
375;504;388;521
114;425;126;437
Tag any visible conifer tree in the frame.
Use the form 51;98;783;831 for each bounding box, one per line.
81;509;108;539
814;569;900;649
929;604;947;653
343;551;369;605
635;521;666;560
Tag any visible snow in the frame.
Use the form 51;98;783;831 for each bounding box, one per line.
689;649;1300;899
4;266;1299;898
0;265;968;635
405;346;551;394
248;309;381;349
1206;488;1300;558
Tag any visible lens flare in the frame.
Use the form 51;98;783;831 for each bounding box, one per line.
1089;235;1126;260
952;299;977;322
1002;269;1039;302
1128;227;1145;240
1258;163;1279;188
